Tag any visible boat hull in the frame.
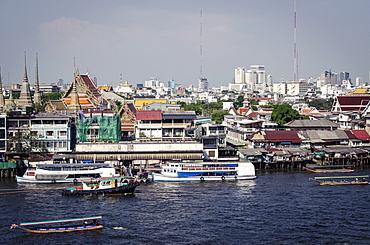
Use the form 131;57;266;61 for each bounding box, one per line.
306;169;354;173
16;176;94;184
316;181;369;186
152;174;256;182
62;182;140;196
18;225;103;233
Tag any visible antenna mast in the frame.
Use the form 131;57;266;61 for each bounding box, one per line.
294;0;298;81
200;10;203;78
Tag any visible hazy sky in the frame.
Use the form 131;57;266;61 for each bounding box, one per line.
0;0;369;88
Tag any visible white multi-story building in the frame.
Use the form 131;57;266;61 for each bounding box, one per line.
356;77;364;87
235;67;246;84
273;82;287;95
30;113;75;153
246;65;266;92
286;81;310;95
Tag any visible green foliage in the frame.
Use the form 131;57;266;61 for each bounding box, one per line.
181;100;229;122
211;110;229;124
114;100;122;112
271;104;305;126
42;92;63;103
233;95;244;109
201;102;223;116
260;103;279;109
177;101;186;107
32;103;45;113
307;98;334;111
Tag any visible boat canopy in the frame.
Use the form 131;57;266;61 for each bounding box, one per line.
307;165;353;169
19;216;102;226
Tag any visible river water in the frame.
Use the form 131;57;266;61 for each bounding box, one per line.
1;169;370;245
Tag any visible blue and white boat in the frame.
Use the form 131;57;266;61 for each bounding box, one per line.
152;161;256;182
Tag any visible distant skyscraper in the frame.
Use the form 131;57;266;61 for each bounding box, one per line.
246;65;266;91
198;77;209;92
235;67;246;84
57;78;64;87
321;70;338;85
339;72;350;84
355;77;363;87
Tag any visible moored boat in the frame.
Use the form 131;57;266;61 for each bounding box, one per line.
10;216;103;234
62;176;139;196
304;165;354;173
313;175;369;185
152;161;256;182
16;163;116;184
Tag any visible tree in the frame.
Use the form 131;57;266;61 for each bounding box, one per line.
8;131;49;161
114;100;122;112
271;104;307;126
234;95;244;109
42;92;64;103
183;104;202;115
211;110;229;124
307;98;334;111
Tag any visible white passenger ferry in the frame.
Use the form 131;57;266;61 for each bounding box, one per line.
16;163;115;183
152;161;256;182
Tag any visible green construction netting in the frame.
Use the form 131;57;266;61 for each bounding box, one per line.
0;162;17;169
77;115;121;142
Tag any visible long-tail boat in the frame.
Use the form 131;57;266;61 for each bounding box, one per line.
62;176;139;196
304;165;354;173
10;216;103;233
313;175;369;186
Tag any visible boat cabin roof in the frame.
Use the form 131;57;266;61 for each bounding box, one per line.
19;216;102;226
36;163;111;168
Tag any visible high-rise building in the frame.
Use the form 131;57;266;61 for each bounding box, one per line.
321;70;338;85
235;67;246;84
246;65;266;91
198;77;209;92
355;77;363;87
339;72;350;84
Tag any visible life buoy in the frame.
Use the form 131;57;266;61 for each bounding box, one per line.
73;178;78;183
200;177;204;181
221;176;225;181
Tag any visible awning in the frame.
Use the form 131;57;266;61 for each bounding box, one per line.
76;152;204;161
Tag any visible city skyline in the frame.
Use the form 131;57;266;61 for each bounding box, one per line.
0;0;369;88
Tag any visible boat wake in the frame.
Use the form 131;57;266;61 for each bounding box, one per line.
112;226;126;230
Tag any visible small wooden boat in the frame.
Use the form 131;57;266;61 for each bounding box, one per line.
10;216;103;234
313;175;369;186
62;176;139;196
304;165;354;173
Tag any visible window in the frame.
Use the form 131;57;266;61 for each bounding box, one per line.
0;118;5;127
46;131;54;136
59;131;67;137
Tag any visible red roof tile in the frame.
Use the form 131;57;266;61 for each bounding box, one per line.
350;130;370;141
136;110;162;120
